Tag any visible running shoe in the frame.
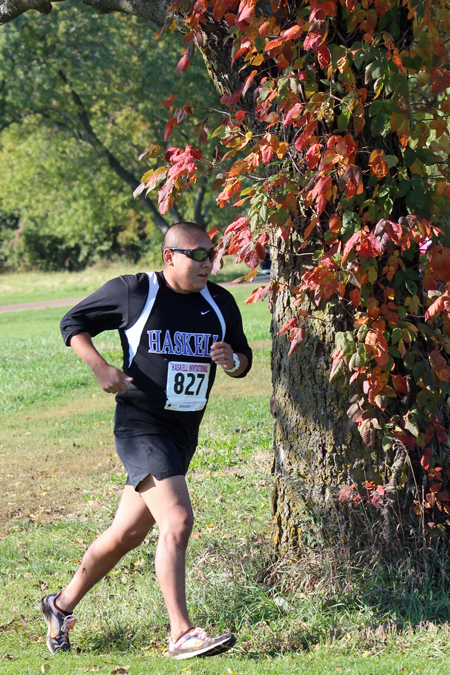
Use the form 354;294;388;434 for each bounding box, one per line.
40;592;76;654
168;627;236;659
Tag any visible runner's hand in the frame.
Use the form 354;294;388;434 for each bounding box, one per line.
210;341;234;370
92;362;133;393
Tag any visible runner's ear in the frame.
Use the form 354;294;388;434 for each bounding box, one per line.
163;248;174;265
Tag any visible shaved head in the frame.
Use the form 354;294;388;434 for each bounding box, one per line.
162;222;208;251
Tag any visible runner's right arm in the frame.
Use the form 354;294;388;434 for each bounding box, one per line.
69;332;132;394
60;275;147;393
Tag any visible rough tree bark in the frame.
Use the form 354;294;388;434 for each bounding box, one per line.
270;233;381;554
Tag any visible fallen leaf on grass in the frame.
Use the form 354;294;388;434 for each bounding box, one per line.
112;667;130;674
83;667;100;673
41;665;51;674
3;654;18;660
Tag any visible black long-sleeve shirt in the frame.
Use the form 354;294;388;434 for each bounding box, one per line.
61;272;252;446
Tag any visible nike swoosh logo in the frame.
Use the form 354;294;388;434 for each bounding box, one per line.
201;310;210;315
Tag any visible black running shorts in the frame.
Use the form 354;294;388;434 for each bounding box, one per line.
114;434;197;489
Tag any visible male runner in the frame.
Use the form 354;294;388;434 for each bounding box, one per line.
40;222;252;660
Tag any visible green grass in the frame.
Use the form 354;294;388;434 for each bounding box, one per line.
1;269;450;674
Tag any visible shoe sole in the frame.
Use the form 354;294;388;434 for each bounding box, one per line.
40;597;57;655
170;634;236;660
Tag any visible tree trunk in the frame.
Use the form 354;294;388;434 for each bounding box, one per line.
270;234;386;554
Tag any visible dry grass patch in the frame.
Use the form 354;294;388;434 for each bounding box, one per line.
0;395;123;530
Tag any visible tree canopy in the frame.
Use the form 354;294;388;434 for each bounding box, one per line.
0;1;225;269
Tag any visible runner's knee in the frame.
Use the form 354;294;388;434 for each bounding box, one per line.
160;511;193;546
109;524;149;552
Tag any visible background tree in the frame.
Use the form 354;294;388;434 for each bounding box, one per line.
2;0;450;559
0;1;226;270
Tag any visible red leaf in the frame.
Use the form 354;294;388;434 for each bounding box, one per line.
370;493;382;508
288;327;305;356
242;70;257;98
391;374;408;394
341;232;361;265
159;94;177;109
317;44;330;68
158;178;175;214
164;117;177;141
176;45;194;74
278;317;298;335
425;294;447;321
237;0;258;22
245;285;266;305
305;143;323;170
212;0;226;20
437;492;450;501
224;216;249;235
208;227;219;240
430;67;450;94
349;288;361;309
436;425;448;443
421;454;430;470
281;25;302;40
310;175;332;202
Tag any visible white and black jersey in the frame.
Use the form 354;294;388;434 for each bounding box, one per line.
60;272;252;447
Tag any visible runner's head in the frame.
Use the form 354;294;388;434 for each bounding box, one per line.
162;222;214;294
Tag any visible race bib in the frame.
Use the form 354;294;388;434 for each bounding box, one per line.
165;361;210;412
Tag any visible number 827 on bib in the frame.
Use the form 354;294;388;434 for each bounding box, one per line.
165;361;211;412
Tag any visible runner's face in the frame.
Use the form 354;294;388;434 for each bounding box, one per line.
163;232;214;293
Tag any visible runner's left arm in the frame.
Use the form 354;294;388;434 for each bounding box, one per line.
210;290;252;378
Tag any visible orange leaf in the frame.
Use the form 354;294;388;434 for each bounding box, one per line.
349;288;361;309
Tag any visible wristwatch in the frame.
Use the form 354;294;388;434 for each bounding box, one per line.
222;353;240;373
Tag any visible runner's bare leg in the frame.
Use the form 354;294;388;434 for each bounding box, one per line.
57;485;155;613
138;474;193;643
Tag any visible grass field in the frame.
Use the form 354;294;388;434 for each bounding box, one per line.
1;270;450;674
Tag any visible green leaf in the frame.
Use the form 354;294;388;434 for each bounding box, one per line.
404;268;419;281
385;155;398;168
423;369;435;391
389;346;401;357
337;112;350;131
404;351;415;369
391;328;402;344
413;362;425;381
369;100;383;117
404;415;419;436
404;147;416;168
405;279;418;295
370;113;388;136
397;179;411;198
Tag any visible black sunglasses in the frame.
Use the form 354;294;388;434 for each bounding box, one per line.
166;247;216;262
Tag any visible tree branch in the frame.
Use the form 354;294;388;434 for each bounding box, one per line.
0;0;173;26
0;0;54;24
193;173;207;228
57;69;171;234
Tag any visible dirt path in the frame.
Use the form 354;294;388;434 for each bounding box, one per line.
0;278;268;314
0;297;85;313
